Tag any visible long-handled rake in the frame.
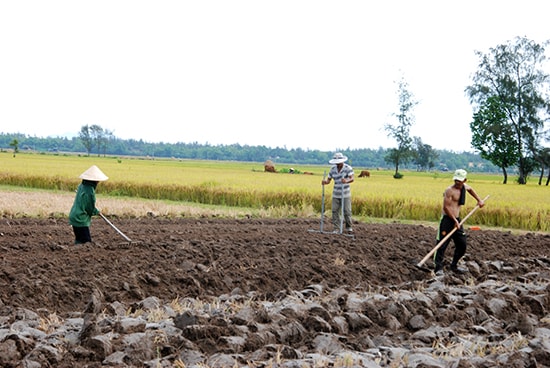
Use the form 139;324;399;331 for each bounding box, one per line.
320;170;326;232
415;195;490;272
309;173;354;238
309;171;330;234
337;183;344;234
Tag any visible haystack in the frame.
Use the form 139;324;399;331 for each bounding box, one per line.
264;160;276;173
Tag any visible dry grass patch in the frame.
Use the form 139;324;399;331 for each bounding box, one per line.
0;189;312;219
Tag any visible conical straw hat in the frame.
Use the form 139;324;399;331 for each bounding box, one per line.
79;165;109;181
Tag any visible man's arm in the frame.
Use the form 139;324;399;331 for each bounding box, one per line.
342;174;354;184
342;167;354;184
466;184;485;208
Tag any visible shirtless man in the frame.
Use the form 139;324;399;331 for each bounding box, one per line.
434;169;485;275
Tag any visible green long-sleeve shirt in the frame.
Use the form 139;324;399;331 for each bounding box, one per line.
69;180;100;227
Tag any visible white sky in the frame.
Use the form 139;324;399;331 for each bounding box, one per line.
0;1;548;152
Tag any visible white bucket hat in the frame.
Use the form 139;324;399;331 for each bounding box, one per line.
329;152;348;164
79;165;109;181
453;169;467;181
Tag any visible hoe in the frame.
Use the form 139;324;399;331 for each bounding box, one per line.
309;171;354;238
100;213;132;243
415;195;490;272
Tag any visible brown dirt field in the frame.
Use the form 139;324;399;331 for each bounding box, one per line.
1;217;548;314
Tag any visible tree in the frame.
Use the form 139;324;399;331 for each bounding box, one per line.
9;139;19;157
100;129;114;157
78;125;93;155
466;36;550;184
384;76;417;178
412;137;439;171
470;96;520;184
89;124;104;156
534;146;550;186
79;124;111;156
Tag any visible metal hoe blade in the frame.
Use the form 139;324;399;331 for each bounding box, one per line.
100;213;132;242
308;171;354;238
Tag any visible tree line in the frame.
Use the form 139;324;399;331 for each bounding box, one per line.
0;130;504;174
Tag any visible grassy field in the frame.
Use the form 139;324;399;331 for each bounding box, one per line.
1;151;548;232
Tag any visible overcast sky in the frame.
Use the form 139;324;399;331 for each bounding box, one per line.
1;1;548;153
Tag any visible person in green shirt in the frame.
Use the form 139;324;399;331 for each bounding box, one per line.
69;165;108;244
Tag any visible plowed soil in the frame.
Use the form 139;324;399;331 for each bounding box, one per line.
1;217;548;314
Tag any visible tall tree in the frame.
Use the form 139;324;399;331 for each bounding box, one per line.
465;36;550;184
9;139;19;157
78;125;93;156
470;96;520;184
100;129;114;157
89;124;104;156
412;137;439;171
534;146;550;186
384;76;417;178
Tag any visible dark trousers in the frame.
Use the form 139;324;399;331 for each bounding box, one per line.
72;226;92;245
433;216;467;271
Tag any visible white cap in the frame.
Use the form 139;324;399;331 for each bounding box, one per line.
453;169;467;181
